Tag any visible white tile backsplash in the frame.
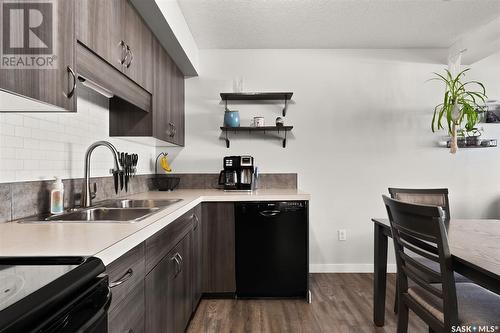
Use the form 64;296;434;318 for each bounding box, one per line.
0;85;156;183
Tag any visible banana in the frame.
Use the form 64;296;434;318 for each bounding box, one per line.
160;155;172;173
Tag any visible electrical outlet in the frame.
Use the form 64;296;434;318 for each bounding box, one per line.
338;229;347;241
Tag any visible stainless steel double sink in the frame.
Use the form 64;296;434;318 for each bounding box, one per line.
18;199;182;224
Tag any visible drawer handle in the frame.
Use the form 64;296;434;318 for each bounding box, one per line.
109;268;133;288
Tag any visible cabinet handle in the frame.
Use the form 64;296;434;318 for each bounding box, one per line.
125;45;134;69
118;41;127;65
171;254;180;276
109;268;133;288
168;122;175;138
192;214;199;230
176;253;183;273
65;66;76;99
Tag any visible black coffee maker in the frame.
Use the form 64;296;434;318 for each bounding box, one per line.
219;156;254;191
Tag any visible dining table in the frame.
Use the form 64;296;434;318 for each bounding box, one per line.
371;218;500;327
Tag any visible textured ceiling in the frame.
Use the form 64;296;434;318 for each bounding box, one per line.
177;0;500;49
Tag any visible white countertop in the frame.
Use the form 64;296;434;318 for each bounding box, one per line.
0;189;310;266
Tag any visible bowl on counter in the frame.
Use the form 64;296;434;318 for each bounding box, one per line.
153;176;180;191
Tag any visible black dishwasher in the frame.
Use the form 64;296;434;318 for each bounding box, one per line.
235;201;309;299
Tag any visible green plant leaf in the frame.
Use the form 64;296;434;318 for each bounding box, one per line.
429;68;487;139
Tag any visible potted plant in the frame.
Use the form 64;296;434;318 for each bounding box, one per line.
431;68;487;153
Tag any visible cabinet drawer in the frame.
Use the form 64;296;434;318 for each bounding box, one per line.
108;281;145;333
145;209;196;273
106;243;145;312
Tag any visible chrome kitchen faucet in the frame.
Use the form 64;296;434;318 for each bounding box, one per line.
82;141;122;208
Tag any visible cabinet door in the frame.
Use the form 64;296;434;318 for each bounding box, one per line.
201;203;236;294
145;248;175;333
108;282;145;333
169;62;185;146
175;232;193;333
192;205;203;311
146;233;193;333
122;1;153;93
75;0;124;71
152;38;174;143
0;0;76;111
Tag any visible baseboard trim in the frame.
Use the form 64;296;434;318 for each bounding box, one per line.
309;264;397;273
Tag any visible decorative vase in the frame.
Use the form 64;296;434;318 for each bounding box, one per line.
224;110;240;127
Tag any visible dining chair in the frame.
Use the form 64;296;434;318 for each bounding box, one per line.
382;195;500;333
388;188;469;312
388;188;450;220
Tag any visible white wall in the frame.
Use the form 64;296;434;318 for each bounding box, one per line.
0;84;156;183
166;49;500;272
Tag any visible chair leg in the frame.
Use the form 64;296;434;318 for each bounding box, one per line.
394;277;399;314
397;299;409;333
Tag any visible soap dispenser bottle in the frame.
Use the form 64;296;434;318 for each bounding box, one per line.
50;177;64;214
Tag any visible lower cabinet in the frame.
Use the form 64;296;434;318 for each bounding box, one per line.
107;204;204;333
191;204;203;311
201;202;236;294
108;282;145;333
106;243;145;333
145;232;193;333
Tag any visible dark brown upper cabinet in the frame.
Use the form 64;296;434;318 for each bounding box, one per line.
153;38;185;146
122;2;153;93
76;0;152;93
0;0;77;111
169;56;185;146
75;0;123;72
109;37;185;146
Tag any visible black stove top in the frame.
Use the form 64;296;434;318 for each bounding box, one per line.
0;260;81;312
0;256;108;333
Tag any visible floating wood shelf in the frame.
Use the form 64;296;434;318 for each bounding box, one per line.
220;92;293;116
220;126;293;148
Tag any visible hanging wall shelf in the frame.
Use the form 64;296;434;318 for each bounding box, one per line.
220;126;293;148
220;92;293;116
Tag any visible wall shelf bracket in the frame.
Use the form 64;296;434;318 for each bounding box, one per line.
225;129;230;148
221;126;293;149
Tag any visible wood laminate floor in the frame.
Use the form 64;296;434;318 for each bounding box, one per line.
187;273;427;333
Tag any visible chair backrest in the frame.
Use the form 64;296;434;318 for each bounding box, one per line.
382;195;458;329
388;188;450;220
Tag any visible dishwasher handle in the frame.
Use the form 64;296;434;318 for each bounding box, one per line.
259;210;281;217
